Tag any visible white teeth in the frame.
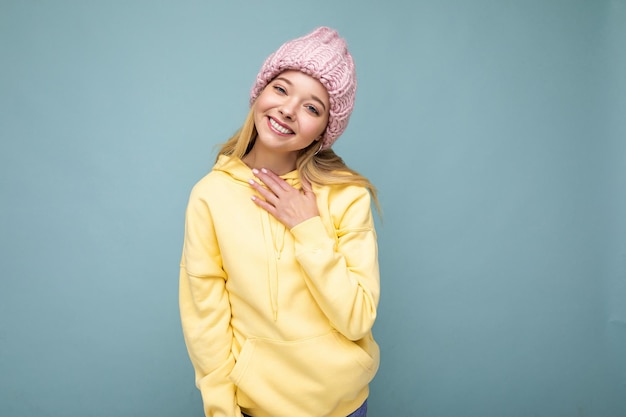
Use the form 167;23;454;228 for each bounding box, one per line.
269;118;293;134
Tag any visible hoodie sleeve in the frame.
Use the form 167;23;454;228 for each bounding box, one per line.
290;185;380;341
179;183;241;417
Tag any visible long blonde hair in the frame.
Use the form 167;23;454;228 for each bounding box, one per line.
216;107;380;213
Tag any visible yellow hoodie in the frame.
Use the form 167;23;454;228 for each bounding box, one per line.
179;155;380;417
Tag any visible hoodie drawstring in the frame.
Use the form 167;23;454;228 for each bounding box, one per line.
260;209;286;321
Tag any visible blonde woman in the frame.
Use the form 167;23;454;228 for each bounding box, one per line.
179;27;380;417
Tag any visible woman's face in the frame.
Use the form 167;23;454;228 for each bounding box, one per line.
253;70;330;156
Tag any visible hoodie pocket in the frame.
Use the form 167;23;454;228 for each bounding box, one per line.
229;331;376;416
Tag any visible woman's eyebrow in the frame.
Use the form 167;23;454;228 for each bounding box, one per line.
274;77;327;112
274;76;293;86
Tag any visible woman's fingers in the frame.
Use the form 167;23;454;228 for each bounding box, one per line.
248;178;279;205
252;168;291;193
250;194;277;215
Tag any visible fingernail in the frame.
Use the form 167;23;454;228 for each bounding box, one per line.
248;179;255;185
252;168;259;174
261;168;268;174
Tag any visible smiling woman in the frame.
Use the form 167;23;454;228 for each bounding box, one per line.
247;70;330;174
179;27;380;417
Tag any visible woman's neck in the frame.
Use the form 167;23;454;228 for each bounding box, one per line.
242;147;298;176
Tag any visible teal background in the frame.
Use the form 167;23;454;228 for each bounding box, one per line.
1;0;624;416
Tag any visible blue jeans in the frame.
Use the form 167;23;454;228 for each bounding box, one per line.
242;400;367;417
347;400;367;417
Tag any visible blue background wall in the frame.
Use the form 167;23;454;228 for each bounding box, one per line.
1;1;624;416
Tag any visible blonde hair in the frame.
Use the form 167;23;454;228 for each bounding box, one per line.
216;107;380;213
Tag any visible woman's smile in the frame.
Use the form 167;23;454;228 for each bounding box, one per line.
268;117;294;135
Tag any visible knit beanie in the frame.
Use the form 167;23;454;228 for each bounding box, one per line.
249;27;356;150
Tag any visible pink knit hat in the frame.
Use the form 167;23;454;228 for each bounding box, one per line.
249;27;356;150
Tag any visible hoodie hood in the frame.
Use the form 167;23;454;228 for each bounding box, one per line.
213;154;301;188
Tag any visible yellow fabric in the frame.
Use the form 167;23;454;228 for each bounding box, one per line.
179;155;380;417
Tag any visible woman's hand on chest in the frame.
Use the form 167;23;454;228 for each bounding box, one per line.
248;168;319;229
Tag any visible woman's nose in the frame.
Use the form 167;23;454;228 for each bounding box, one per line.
278;100;296;120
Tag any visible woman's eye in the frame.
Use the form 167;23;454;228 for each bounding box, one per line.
306;105;319;115
273;85;286;94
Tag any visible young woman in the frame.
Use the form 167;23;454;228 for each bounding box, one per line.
179;27;380;417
